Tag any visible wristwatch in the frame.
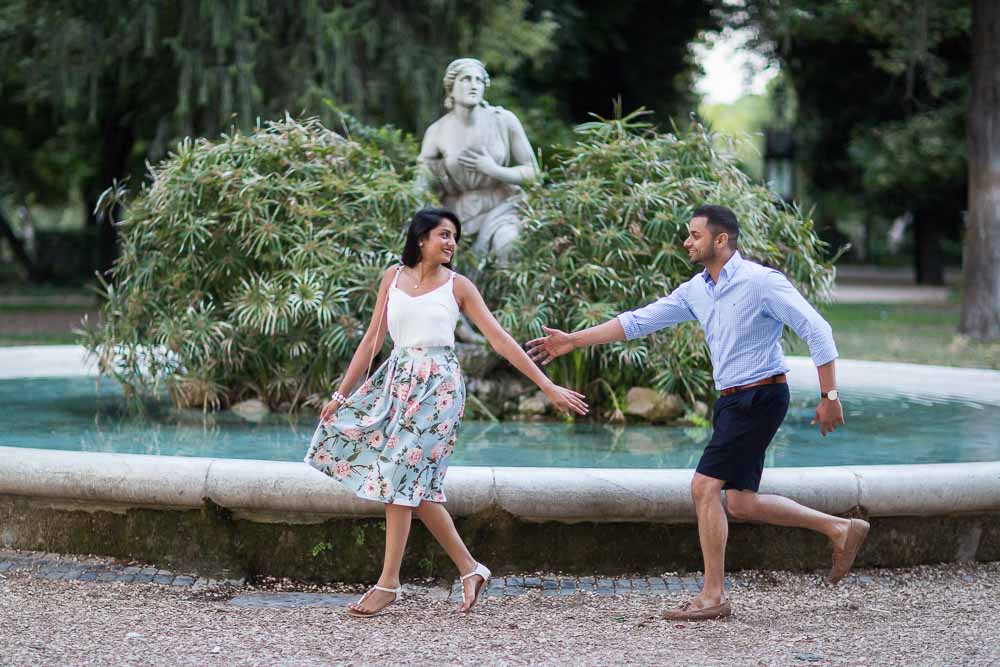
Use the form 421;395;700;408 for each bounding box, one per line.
822;389;840;401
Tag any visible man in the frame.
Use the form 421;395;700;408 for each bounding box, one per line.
527;204;869;621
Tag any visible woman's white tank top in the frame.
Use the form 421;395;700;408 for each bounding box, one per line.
386;266;460;348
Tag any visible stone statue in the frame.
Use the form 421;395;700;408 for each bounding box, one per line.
418;58;539;263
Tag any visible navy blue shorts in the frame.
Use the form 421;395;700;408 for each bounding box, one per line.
695;383;790;492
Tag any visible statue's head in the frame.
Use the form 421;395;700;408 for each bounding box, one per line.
443;58;490;110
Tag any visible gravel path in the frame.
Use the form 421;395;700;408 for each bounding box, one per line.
2;561;998;666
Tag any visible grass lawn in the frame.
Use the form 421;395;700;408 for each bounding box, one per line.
0;333;80;346
786;303;1000;370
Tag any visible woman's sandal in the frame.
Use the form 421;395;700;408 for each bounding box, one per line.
345;584;402;618
458;562;491;612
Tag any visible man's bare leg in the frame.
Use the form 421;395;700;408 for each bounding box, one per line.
725;490;850;544
689;472;728;607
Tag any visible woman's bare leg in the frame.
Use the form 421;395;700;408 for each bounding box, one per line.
415;501;482;610
350;503;412;613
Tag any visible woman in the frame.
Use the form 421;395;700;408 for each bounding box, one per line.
417;58;538;262
304;207;588;617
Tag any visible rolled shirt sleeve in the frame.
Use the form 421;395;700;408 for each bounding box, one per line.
616;280;697;341
761;271;839;367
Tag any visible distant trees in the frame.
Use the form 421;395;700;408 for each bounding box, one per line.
730;1;971;286
0;1;557;273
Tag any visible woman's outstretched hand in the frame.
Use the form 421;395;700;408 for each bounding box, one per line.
526;326;575;366
320;399;343;422
544;384;589;416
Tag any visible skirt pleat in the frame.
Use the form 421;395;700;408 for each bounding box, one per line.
304;346;465;507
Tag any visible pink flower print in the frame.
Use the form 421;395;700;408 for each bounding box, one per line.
359;380;373;394
435;394;454;412
367;431;384;450
359;415;378;427
438;380;455;394
435;420;452;437
342;427;363;442
430;443;446;462
430;491;446;502
333;460;352;479
413;484;426;500
429;360;441;377
362;475;380;496
386;434;399;450
404;400;420;419
396;381;411;403
417;362;432;382
406;448;424;465
312;449;332;466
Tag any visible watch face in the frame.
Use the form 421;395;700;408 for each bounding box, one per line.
827;390;839;401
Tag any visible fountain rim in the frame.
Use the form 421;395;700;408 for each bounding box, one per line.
1;345;999;523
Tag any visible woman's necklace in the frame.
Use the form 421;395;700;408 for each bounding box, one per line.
409;265;437;289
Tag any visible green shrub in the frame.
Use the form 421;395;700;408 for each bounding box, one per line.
80;116;420;410
481;109;835;413
83;109;833;419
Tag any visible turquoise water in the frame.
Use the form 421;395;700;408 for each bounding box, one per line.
2;377;998;468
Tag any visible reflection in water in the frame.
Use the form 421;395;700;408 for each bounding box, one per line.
2;377;999;469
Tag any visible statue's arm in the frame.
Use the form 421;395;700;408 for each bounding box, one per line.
415;122;452;196
505;110;540;184
465;110;538;186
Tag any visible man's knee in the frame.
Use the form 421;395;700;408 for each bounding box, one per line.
725;490;758;519
691;473;724;504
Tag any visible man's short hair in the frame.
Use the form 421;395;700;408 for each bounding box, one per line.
693;205;739;249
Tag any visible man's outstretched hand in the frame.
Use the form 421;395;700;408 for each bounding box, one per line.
526;326;575;365
811;398;845;436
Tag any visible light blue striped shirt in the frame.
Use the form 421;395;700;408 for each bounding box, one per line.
617;251;838;391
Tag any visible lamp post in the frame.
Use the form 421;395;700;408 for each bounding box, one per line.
764;127;796;203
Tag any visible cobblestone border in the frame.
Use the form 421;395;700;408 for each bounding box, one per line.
2;549;903;606
0;550;243;589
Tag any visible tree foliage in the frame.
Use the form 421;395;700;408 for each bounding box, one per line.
79;116;420;411
518;0;717;126
481;109;835;411
726;0;971;282
0;0;557;271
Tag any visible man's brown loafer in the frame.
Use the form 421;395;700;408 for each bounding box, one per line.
661;599;732;621
828;518;871;585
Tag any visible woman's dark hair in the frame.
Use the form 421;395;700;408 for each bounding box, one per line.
401;208;462;267
692;204;739;249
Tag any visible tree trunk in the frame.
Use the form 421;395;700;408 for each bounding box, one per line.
961;0;1000;339
912;210;944;285
85;112;134;279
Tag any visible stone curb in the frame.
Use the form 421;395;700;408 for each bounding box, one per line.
3;447;999;522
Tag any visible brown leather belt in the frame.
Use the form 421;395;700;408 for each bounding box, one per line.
719;373;787;397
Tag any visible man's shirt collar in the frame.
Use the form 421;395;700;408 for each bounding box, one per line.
701;251;743;286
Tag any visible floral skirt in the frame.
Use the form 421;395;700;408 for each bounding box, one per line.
304;346;465;507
